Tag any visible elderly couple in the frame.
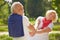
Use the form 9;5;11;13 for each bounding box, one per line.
8;2;58;40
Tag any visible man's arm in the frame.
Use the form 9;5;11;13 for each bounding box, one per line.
28;24;36;36
28;24;35;31
23;16;36;36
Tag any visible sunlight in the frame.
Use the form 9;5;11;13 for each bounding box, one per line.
48;0;52;2
5;0;12;3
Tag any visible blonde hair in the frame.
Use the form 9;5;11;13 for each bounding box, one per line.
45;10;58;22
11;2;23;12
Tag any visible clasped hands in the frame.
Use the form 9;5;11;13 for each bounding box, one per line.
29;24;42;37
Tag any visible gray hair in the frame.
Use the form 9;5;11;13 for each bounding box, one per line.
11;2;23;12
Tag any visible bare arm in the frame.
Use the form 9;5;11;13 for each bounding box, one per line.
28;24;35;31
37;27;51;34
28;24;36;36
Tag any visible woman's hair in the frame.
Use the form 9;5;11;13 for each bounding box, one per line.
11;2;23;12
45;10;58;22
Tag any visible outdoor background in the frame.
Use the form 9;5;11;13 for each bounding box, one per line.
0;0;60;40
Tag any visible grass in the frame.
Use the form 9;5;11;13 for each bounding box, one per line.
58;18;60;22
0;35;12;40
0;33;60;40
0;25;8;32
49;33;60;40
53;24;60;31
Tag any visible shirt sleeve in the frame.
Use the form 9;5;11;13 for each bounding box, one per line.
48;22;54;30
23;16;30;27
34;16;43;29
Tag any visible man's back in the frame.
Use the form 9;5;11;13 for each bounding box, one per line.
8;14;24;37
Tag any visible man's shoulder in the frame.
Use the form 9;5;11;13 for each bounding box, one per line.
23;16;30;26
23;16;28;18
8;14;22;21
23;16;29;20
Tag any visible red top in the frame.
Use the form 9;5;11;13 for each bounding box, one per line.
41;17;52;29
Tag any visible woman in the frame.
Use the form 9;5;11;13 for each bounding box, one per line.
32;10;58;40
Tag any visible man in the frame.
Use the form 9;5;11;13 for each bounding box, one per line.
8;2;35;40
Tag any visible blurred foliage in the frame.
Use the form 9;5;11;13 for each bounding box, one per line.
0;0;60;25
49;33;60;40
0;25;8;32
53;24;60;31
0;33;60;40
26;0;44;18
12;0;25;6
24;0;60;19
0;35;13;40
0;0;9;25
51;0;60;17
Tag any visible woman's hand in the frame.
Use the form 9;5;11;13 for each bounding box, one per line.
36;31;42;34
29;30;36;37
28;24;36;36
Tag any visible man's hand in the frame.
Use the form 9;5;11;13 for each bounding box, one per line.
29;30;36;37
36;31;42;34
28;24;36;36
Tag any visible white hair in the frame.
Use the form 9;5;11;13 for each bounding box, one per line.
46;10;58;22
11;2;23;12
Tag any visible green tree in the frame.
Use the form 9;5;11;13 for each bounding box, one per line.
26;0;44;18
0;0;9;25
12;0;25;7
51;0;60;17
25;0;52;18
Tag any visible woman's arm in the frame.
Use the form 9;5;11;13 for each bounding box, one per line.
37;27;52;34
34;17;41;29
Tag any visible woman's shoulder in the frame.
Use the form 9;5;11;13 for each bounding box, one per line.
36;16;44;20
